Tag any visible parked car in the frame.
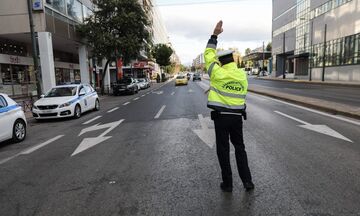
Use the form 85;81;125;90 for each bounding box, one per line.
193;73;201;81
175;75;188;86
32;84;100;120
113;78;139;95
0;93;27;143
137;78;150;89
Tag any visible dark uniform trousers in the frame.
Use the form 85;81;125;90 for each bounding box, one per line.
213;112;252;186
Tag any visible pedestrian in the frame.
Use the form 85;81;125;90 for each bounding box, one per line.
205;20;254;192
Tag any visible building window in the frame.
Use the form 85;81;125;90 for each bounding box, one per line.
46;0;66;14
66;0;83;22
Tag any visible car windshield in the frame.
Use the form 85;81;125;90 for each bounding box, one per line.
45;87;77;97
119;79;132;84
138;78;145;82
177;76;185;79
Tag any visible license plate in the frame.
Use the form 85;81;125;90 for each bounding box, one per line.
41;110;53;113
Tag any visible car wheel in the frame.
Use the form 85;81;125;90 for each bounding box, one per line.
94;99;100;111
12;119;26;142
74;104;81;119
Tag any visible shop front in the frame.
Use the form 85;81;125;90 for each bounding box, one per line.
54;62;81;85
0;54;37;97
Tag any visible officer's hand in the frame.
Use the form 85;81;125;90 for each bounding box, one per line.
213;20;223;36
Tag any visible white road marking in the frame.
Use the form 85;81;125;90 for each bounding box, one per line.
188;89;194;93
107;107;119;113
123;102;130;106
133;97;139;101
171;92;175;96
253;93;360;126
274;111;353;142
274;111;309;125
193;114;215;148
20;135;65;155
154;105;166;119
83;116;102;125
152;91;163;95
72;119;124;156
141;94;145;97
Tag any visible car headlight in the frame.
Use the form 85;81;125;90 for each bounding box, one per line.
33;105;38;110
59;102;72;108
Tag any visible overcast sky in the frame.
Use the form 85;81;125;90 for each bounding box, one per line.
156;0;272;65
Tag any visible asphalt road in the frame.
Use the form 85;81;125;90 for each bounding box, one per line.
0;79;359;216
248;77;360;107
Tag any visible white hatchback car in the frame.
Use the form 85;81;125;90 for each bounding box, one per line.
0;93;27;143
32;84;100;120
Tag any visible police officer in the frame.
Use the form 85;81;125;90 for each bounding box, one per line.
205;21;254;192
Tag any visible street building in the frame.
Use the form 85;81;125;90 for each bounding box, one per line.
243;46;272;73
0;0;94;97
272;0;360;82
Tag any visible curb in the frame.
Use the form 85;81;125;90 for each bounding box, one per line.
254;77;360;88
247;88;360;120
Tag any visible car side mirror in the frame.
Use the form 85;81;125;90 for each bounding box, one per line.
79;89;86;96
40;94;45;98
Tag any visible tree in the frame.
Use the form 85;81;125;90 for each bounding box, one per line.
240;61;246;68
266;42;272;52
151;44;173;68
245;48;251;55
78;0;151;94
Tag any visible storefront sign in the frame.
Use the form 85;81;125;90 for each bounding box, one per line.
0;54;33;65
133;61;148;68
32;0;44;11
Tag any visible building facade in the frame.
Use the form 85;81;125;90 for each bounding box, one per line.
0;0;93;97
272;0;360;82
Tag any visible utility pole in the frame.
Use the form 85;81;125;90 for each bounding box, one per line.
309;20;313;81
283;32;286;79
322;24;327;82
27;0;42;97
262;41;265;76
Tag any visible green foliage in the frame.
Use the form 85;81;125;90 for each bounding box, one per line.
266;42;272;51
78;0;151;65
151;44;173;67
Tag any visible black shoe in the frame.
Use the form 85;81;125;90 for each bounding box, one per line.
243;182;254;191
220;182;233;192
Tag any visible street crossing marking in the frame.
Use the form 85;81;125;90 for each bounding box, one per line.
274;111;353;142
123;102;130;106
154;105;166;119
83;116;102;125
107;107;119;113
133;97;139;101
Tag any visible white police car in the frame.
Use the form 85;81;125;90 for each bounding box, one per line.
0;93;27;143
32;84;100;119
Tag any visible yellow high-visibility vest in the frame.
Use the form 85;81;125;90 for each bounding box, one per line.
204;46;248;113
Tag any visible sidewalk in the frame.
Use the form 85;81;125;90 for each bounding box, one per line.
203;74;360;120
255;76;360;87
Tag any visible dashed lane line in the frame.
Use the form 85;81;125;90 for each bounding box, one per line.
107;107;119;113
154;105;166;119
171;92;175;96
83;116;102;125
0;135;64;165
123;102;130;106
141;94;145;97
133;97;139;101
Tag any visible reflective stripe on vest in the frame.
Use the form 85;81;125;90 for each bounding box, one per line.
207;101;245;110
210;86;246;99
207;62;216;77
